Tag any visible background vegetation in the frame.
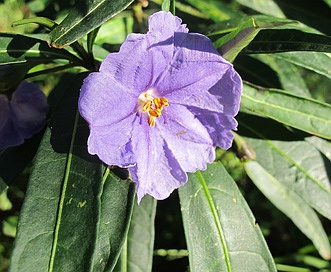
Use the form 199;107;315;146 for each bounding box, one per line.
0;0;331;271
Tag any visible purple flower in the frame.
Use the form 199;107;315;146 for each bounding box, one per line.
79;11;242;202
0;81;48;150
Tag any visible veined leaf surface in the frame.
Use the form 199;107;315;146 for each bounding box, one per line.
48;0;134;48
179;163;276;271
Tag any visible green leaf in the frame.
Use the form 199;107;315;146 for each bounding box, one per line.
245;161;331;260
272;52;331;80
239;121;331;223
236;0;331;35
241;84;331;139
305;136;331;161
115;196;156;272
93;15;134;46
242;29;331;54
178;163;276;272
251;54;311;97
12;17;57;30
215;17;294;62
9;74;135;272
86;27;100;57
127;196;156;272
91;168;136;272
273;0;331;36
0;33;81;65
161;0;170;11
214;18;259;62
235;0;285;18
47;0;134;48
184;0;243;21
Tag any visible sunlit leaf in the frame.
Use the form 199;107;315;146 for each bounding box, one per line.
114;196;156;272
235;0;285;18
245;161;331;260
242;29;331;54
239;120;331;223
241;84;331;139
184;0;243;21
236;0;331;35
305;136;331;161
272;52;331;79
251;54;311;97
179;163;277;271
9;74;135;271
215;17;294;62
12;17;57;30
48;0;134;48
0;33;80;65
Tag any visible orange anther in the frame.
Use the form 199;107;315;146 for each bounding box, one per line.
139;92;169;127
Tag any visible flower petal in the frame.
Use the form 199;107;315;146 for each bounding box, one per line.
189;107;237;149
129;121;187;202
79;73;137;126
159;104;215;172
10;81;48;139
0;95;22;149
87;115;136;167
99;35;154;93
148;11;188;36
97;11;189;95
155;32;241;115
209;67;242;116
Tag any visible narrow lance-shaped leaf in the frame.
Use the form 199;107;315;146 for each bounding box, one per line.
12;17;57;30
48;0;134;48
235;0;285;18
245;161;331;260
260;139;331;221
0;33;81;65
239;118;331;224
236;0;331;36
91;167;136;272
214;16;295;62
242;29;331;54
241;84;331;139
161;0;176;13
9;74;135;272
179;163;276;272
305;136;331;161
184;0;243;21
272;52;331;80
251;54;311;97
114;196;157;272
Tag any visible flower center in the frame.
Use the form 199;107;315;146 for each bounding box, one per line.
138;90;169;127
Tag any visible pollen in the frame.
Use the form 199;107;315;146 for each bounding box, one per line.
138;91;169;127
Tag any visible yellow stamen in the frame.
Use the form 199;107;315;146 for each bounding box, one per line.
149;116;156;127
142;100;151;112
138;93;169;126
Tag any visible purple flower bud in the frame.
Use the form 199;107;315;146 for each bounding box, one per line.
0;81;48;150
79;11;242;202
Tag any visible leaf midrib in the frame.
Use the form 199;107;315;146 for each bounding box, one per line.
48;110;80;272
51;0;134;45
241;122;331;195
197;170;232;272
242;93;331;121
